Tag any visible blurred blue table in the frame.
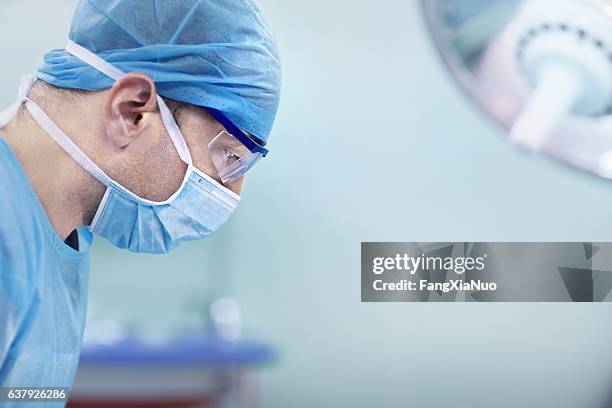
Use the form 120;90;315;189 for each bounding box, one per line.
79;334;275;365
69;335;275;408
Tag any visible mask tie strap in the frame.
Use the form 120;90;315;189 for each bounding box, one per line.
0;75;37;127
64;40;193;166
0;73;114;187
23;97;114;187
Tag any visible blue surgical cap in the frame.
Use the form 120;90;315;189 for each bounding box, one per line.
37;0;281;145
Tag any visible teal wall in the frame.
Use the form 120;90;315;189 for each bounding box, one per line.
2;1;612;407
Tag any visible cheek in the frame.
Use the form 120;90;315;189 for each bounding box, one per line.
155;135;189;200
187;137;222;182
225;177;244;195
134;124;189;201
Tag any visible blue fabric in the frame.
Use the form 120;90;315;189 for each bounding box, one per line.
0;138;92;407
37;0;281;144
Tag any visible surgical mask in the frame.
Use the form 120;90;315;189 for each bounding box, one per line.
0;49;240;254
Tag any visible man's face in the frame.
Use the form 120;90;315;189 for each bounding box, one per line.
97;73;246;202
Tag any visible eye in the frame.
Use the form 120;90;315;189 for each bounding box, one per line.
225;149;240;164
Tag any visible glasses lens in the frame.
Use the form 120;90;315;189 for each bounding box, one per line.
218;151;263;183
208;131;262;183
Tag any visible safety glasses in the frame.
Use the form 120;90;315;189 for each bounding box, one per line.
206;108;268;184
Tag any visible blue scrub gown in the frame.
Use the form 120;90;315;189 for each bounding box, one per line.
0;137;91;407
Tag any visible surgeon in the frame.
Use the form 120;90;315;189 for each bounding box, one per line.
0;0;280;404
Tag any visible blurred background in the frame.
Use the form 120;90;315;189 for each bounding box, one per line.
2;0;612;407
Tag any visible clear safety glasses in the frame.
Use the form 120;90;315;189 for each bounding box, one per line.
206;108;268;184
209;130;265;183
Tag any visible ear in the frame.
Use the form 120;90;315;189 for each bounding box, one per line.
104;73;158;149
